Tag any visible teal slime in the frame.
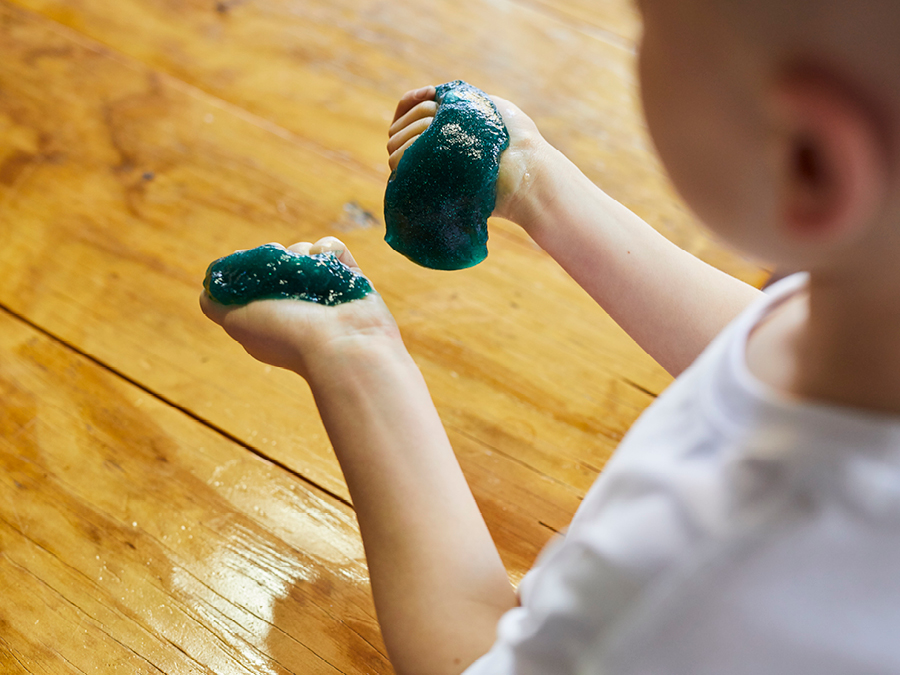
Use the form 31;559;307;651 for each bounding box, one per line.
384;80;510;270
204;244;373;306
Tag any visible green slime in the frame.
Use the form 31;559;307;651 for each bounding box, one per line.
384;80;510;270
204;244;373;306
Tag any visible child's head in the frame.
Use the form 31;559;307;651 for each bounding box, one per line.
637;0;900;278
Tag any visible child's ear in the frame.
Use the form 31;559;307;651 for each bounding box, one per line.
772;72;888;246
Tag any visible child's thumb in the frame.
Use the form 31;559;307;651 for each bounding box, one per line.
310;236;360;271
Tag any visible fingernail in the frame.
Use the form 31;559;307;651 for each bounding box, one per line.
312;240;343;255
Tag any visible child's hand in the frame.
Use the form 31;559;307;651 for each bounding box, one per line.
387;85;549;225
200;237;402;381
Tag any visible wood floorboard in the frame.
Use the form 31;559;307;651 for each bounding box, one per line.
509;0;642;47
7;0;765;284
0;307;389;674
0;0;653;514
0;301;353;509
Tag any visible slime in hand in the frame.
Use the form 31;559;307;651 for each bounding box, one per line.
204;244;373;306
384;80;510;270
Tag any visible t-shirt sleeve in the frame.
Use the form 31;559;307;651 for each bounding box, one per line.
462;485;701;675
461;391;729;674
467;510;900;675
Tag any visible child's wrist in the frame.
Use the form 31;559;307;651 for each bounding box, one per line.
497;140;563;235
302;333;412;391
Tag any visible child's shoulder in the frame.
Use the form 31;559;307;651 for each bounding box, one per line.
568;270;900;603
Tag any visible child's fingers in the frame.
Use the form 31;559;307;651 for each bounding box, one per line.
289;239;358;272
386;94;438;171
387;116;433;155
199;289;227;324
388;136;420;172
309;236;361;271
388;100;437;138
391;86;436;126
287;241;314;256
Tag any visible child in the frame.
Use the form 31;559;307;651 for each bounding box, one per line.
202;0;900;672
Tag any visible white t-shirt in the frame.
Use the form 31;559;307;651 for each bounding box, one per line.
465;273;900;675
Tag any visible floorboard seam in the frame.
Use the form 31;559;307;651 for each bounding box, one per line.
0;302;354;510
449;425;585;496
621;377;658;399
0;635;36;674
1;513;323;675
538;520;561;534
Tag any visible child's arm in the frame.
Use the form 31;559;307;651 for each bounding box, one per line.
389;90;764;376
507;134;763;376
201;239;515;675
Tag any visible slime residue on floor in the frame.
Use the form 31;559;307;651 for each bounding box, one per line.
384;80;510;270
204;244;373;306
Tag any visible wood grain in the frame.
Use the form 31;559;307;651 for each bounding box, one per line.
0;3;649;520
0;307;389;673
512;0;642;45
8;0;764;284
0;0;769;670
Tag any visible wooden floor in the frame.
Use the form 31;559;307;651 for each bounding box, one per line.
0;0;766;672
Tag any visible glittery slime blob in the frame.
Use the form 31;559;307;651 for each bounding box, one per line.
204;244;373;306
384;80;510;270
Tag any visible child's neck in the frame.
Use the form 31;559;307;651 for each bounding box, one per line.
747;270;900;416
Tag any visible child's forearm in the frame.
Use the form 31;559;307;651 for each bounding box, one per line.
306;337;515;675
510;144;763;376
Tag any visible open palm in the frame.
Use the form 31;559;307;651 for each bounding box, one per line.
200;238;401;380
